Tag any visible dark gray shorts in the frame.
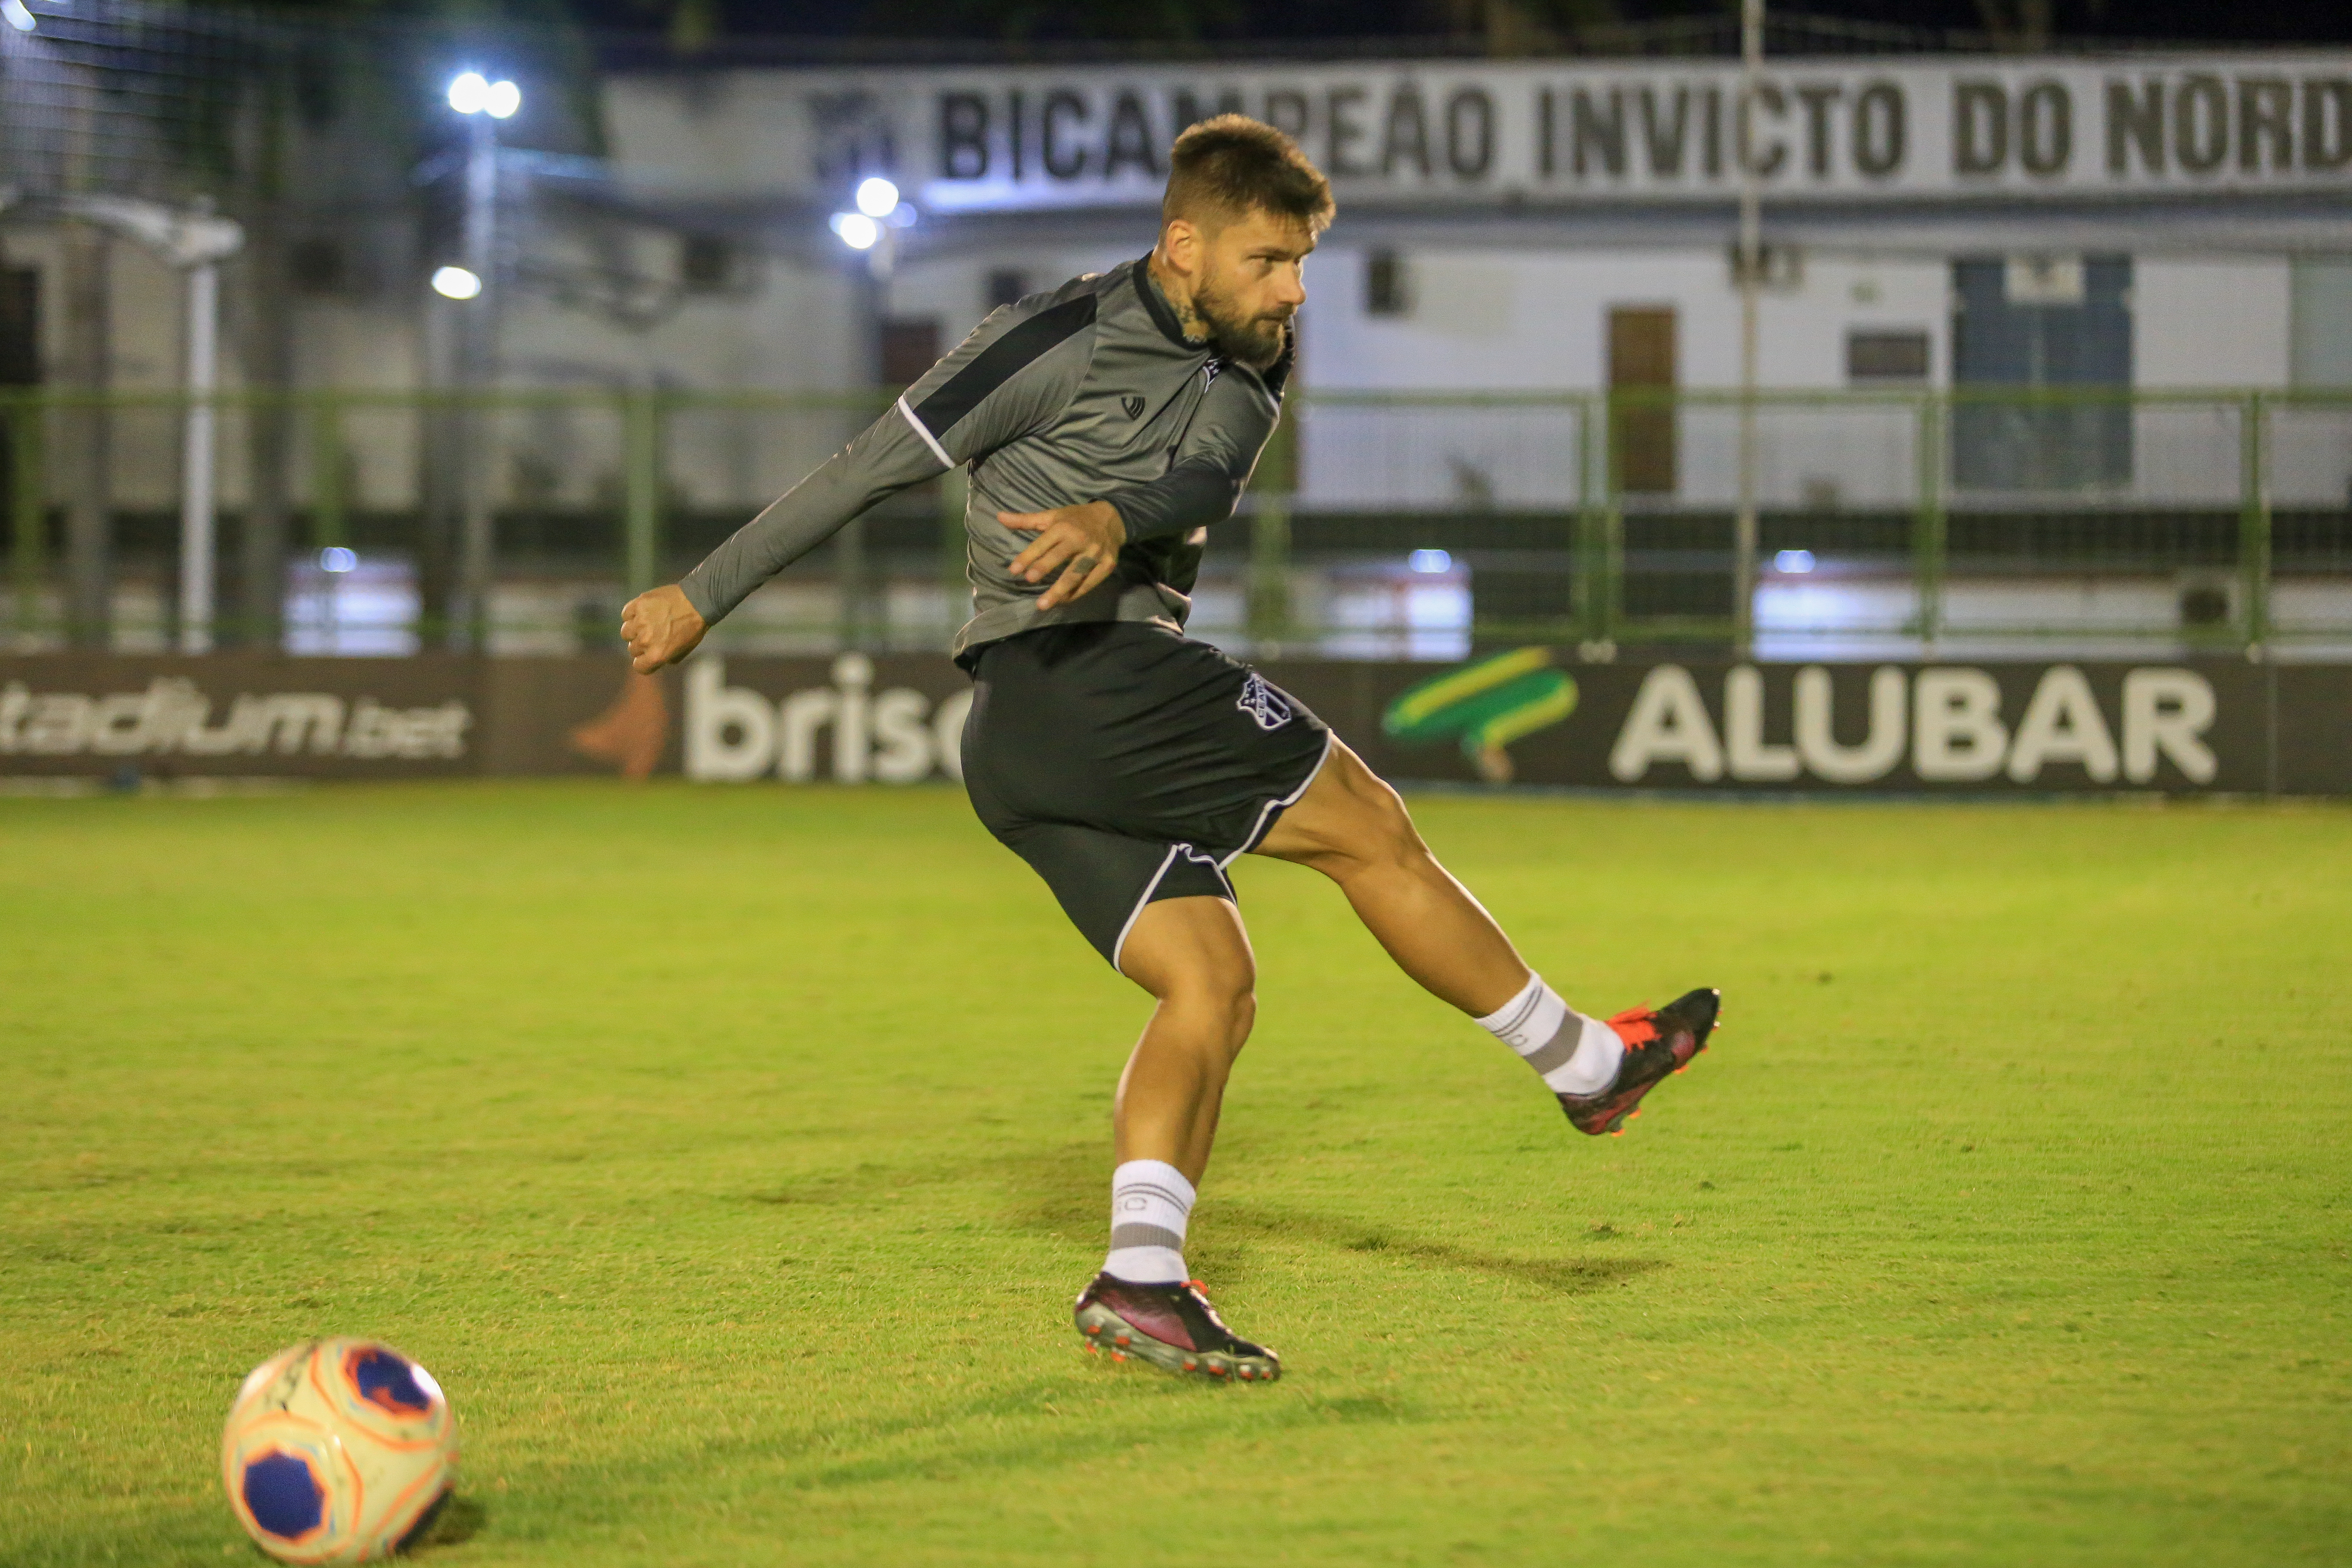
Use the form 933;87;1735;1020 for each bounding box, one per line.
960;623;1332;969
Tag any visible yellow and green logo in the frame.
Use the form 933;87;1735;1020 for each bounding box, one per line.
1381;648;1578;784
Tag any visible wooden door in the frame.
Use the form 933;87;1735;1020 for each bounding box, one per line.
0;266;36;387
1608;306;1677;495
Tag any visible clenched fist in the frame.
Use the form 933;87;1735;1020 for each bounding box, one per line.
621;584;707;674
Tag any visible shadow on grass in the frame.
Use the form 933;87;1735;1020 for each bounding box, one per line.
790;1375;1424;1494
741;1160;957;1208
1003;1143;1663;1296
1001;1141;1106;1235
1216;1203;1666;1295
410;1493;488;1553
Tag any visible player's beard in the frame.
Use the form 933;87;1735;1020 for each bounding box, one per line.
1192;268;1292;370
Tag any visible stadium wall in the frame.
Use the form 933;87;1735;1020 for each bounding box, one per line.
3;653;2344;796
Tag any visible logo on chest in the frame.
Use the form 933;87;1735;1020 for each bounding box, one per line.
1120;394;1147;421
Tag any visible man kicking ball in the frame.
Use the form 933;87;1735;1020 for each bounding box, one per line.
622;115;1720;1384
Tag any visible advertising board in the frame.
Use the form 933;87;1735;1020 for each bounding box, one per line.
3;652;2343;796
618;53;2352;216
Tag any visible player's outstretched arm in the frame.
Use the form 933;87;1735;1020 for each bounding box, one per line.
665;282;1097;638
621;584;707;673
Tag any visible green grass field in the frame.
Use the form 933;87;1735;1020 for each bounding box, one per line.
3;781;2349;1566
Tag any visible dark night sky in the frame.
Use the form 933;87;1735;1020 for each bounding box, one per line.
553;0;2352;49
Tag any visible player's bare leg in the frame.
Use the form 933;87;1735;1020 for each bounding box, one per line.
1256;741;1720;1136
1072;894;1283;1382
1254;741;1530;1014
1111;894;1256;1186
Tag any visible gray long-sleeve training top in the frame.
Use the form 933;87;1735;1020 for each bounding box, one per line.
677;254;1289;663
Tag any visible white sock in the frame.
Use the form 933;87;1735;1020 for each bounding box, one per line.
1102;1160;1194;1283
1476;974;1624;1097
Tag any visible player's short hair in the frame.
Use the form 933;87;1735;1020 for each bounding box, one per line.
1163;115;1335;235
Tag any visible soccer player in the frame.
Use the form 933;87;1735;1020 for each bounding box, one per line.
622;116;1719;1384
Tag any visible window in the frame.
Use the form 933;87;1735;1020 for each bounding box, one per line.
1365;249;1411;317
1726;243;1804;290
1952;254;2133;490
2004;254;2085;306
289;238;345;295
879;318;941;387
1846;329;1930;385
985;269;1028;311
680;234;736;293
2290;257;2352;388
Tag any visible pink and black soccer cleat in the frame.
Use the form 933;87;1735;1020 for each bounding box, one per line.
1073;1274;1281;1382
1558;988;1721;1136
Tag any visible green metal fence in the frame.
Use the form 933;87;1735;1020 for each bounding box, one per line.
2;385;2348;658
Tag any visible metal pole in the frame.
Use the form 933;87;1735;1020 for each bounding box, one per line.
1733;0;1764;657
61;220;111;649
309;393;346;549
1575;392;1615;652
1246;406;1295;651
8;393;42;647
178;258;219;653
622;386;660;597
839;242;889;652
309;392;345;650
2241;389;2271;656
1914;390;1946;648
457;112;497;650
938;462;969;643
1248;495;1291;652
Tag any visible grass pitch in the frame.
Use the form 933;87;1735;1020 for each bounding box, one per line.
3;781;2348;1567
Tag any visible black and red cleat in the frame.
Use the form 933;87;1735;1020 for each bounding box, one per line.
1559;988;1721;1137
1073;1273;1281;1382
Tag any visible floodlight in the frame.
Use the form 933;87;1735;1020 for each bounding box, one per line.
830;212;881;251
1774;549;1816;574
854;178;900;218
447;72;490;115
484;80;521;119
320;547;358;573
1409;549;1452;574
431;265;483;300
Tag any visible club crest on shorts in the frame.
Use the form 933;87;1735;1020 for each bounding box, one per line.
1237;673;1293;731
1121;394;1147;420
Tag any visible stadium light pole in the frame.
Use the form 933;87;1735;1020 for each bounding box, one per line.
1734;0;1764;658
829;176;914;652
58;195;244;652
445;70;518;649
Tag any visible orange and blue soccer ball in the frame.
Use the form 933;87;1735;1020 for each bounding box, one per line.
220;1338;459;1563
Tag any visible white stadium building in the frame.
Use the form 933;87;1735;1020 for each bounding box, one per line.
4;38;2350;658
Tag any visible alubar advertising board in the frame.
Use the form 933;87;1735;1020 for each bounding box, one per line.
3;654;2345;796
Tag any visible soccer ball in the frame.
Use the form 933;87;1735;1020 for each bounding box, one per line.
220;1338;459;1563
